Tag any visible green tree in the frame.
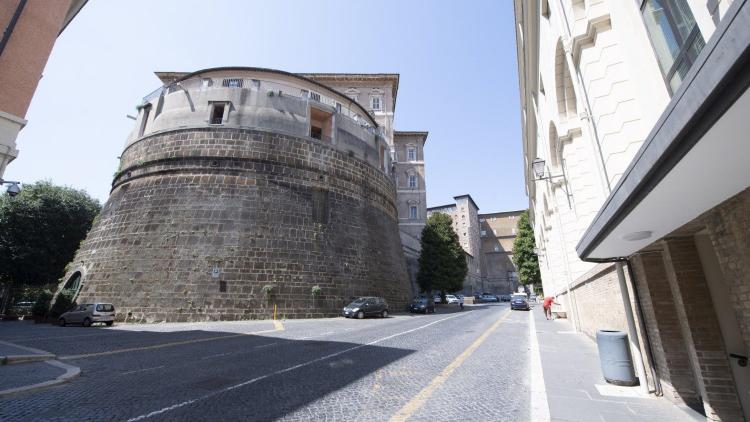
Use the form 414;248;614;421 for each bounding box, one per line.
512;210;541;288
0;181;101;292
417;213;467;301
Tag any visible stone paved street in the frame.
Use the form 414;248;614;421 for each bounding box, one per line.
0;304;529;421
0;303;700;421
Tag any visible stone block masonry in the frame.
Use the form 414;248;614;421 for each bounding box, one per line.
67;127;413;322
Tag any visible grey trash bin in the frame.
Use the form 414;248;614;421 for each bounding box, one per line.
596;330;637;386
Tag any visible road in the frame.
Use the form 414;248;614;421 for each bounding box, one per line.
0;303;535;421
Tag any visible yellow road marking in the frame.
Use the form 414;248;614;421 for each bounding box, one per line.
60;324;283;361
389;309;511;422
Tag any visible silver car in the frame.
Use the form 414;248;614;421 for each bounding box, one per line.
59;303;116;327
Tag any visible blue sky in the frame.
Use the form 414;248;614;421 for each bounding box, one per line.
6;0;526;213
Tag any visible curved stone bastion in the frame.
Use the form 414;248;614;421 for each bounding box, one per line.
62;67;413;322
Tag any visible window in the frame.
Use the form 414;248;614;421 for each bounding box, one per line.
407;147;416;161
251;79;261;90
138;105;151;137
481;230;487;236
309;107;333;142
210;103;226;125
410;206;418;219
201;78;212;88
641;0;705;94
493;229;497;235
309;91;321;102
408;174;417;188
336;102;342;113
222;78;243;88
494;246;500;252
371;96;381;110
479;218;485;222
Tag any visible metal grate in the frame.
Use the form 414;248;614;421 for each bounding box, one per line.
222;78;243;88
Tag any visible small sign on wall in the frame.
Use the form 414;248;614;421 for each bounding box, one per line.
212;266;221;279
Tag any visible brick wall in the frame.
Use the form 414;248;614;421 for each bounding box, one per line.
662;237;743;421
631;253;701;409
68;128;413;322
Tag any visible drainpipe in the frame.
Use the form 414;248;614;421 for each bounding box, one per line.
626;258;663;396
615;261;648;395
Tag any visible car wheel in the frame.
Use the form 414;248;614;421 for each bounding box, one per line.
106;321;114;326
381;310;388;318
82;318;92;327
58;318;66;327
357;311;364;319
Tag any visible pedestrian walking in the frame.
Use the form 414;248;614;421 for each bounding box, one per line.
459;295;464;310
543;296;557;320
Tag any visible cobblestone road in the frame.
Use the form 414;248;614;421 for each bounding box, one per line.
0;303;531;421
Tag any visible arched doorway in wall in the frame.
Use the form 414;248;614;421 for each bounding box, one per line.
61;271;83;300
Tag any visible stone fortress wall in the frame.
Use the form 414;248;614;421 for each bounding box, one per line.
64;67;414;322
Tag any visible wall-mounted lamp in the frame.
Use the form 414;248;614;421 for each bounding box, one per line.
530;157;572;208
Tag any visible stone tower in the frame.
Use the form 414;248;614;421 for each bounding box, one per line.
61;67;415;322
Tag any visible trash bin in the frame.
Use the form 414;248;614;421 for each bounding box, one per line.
596;330;637;386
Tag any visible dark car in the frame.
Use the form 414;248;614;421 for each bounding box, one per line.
480;293;499;303
342;297;389;319
510;294;530;311
500;294;512;302
409;297;435;314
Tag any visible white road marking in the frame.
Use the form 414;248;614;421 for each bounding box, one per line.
529;310;551;422
126;312;470;421
121;365;165;376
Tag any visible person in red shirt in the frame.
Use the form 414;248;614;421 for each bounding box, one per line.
543;296;557;320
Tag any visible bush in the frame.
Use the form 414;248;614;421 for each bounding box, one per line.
49;291;76;318
311;285;322;297
31;290;54;317
261;284;275;296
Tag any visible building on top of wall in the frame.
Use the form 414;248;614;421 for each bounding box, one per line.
515;0;750;418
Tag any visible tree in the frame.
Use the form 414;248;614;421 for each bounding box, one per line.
0;181;101;292
512;210;542;289
417;213;467;300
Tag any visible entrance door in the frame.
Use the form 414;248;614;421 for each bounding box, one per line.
695;233;750;419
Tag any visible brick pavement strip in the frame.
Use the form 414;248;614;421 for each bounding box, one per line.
0;305;534;421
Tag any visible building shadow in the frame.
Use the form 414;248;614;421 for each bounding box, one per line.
0;326;417;421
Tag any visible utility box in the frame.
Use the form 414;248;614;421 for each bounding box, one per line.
596;330;638;386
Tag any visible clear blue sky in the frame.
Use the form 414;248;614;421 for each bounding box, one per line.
6;0;527;213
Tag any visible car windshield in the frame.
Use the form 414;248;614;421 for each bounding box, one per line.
347;299;367;307
512;295;526;301
96;304;114;312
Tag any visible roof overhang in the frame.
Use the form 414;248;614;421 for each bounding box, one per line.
59;0;87;35
394;131;429;145
577;0;750;261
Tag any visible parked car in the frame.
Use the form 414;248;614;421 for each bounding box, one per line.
510;293;530;311
473;293;483;303
409;297;435;314
433;294;442;304
342;297;389;319
480;293;499;303
10;301;34;316
445;294;460;304
500;294;512;302
58;303;116;327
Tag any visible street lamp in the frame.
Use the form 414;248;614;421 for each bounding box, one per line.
530;157;572;207
0;179;21;197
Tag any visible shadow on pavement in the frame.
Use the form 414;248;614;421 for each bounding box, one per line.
0;327;416;421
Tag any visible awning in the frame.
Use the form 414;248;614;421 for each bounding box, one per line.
577;0;750;261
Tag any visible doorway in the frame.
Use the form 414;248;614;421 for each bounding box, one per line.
695;233;750;419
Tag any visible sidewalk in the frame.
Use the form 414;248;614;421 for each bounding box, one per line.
532;308;704;422
0;340;80;397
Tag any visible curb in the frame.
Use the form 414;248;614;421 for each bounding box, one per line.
0;359;81;397
1;353;57;365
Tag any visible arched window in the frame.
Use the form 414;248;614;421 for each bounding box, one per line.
63;272;82;295
555;41;578;121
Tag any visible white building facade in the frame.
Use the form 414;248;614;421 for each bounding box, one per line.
517;0;750;420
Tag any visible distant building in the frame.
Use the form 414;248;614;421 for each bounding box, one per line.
0;0;87;178
428;195;523;295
